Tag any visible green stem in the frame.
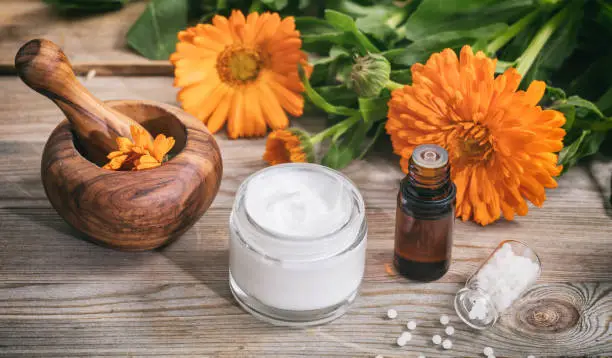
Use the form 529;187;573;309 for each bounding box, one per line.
486;10;540;55
354;31;380;54
216;0;227;9
386;80;404;91
515;6;570;78
310;115;361;144
301;66;358;116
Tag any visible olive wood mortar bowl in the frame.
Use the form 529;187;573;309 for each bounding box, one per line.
42;100;223;251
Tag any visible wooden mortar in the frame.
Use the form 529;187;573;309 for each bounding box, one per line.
41;101;222;250
17;40;223;251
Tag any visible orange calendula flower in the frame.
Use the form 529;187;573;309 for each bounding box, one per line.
263;129;314;165
103;125;175;171
386;45;566;226
170;10;311;139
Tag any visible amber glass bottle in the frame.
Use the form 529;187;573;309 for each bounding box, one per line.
394;144;456;281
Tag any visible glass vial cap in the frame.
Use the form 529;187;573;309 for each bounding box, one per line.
412;144;448;169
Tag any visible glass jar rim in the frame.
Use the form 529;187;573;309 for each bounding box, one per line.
235;163;366;242
229;163;368;263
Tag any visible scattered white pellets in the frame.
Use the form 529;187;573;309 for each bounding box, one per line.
402;331;413;340
445;325;455;335
417;355;426;358
527;356;535;358
396;335;408;347
386;308;398;319
374;355;383;358
442;339;453;350
406;320;417;330
440;314;450;325
483;347;494;356
432;334;442;345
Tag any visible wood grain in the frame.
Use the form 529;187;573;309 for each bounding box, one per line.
0;75;611;356
0;1;156;71
15;39;152;163
41;100;222;251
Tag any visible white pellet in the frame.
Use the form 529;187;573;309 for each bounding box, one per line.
407;320;417;330
396;335;407;347
442;339;452;350
375;355;383;358
386;308;398;319
483;347;494;356
400;332;412;341
432;334;442;345
445;325;455;335
418;355;426;358
527;356;535;358
440;314;450;325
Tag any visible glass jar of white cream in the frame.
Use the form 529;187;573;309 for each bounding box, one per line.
229;163;367;326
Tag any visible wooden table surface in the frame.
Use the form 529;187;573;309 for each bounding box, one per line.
1;2;611;357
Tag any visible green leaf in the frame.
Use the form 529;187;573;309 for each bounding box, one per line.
301;66;358;116
324;9;358;32
596;87;612;115
357;121;387;160
324;10;379;54
315;85;358;107
553;104;576;131
126;0;188;60
354;5;406;43
384;23;508;66
358;90;390;123
43;0;127;12
564;96;605;119
558;130;606;174
400;0;534;41
295;17;352;51
390;69;412;84
522;3;583;85
323;119;375;169
567;51;612;103
261;0;288;11
322;141;355;169
545;85;567;101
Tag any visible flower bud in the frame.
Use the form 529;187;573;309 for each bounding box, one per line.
348;53;391;98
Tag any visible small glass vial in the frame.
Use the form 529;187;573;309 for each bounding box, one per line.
454;240;542;329
394;144;456;281
229;164;367;326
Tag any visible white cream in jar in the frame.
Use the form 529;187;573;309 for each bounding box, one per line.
229;163;367;326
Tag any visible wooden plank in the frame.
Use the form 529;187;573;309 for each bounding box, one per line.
0;281;609;357
0;206;611;284
1;74;611;356
0;1;172;74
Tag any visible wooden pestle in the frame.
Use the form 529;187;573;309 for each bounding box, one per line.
14;39;153;164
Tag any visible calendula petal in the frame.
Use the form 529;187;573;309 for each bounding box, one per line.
171;10;308;137
386;45;566;226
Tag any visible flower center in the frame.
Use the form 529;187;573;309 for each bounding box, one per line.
216;46;262;85
453;123;493;165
